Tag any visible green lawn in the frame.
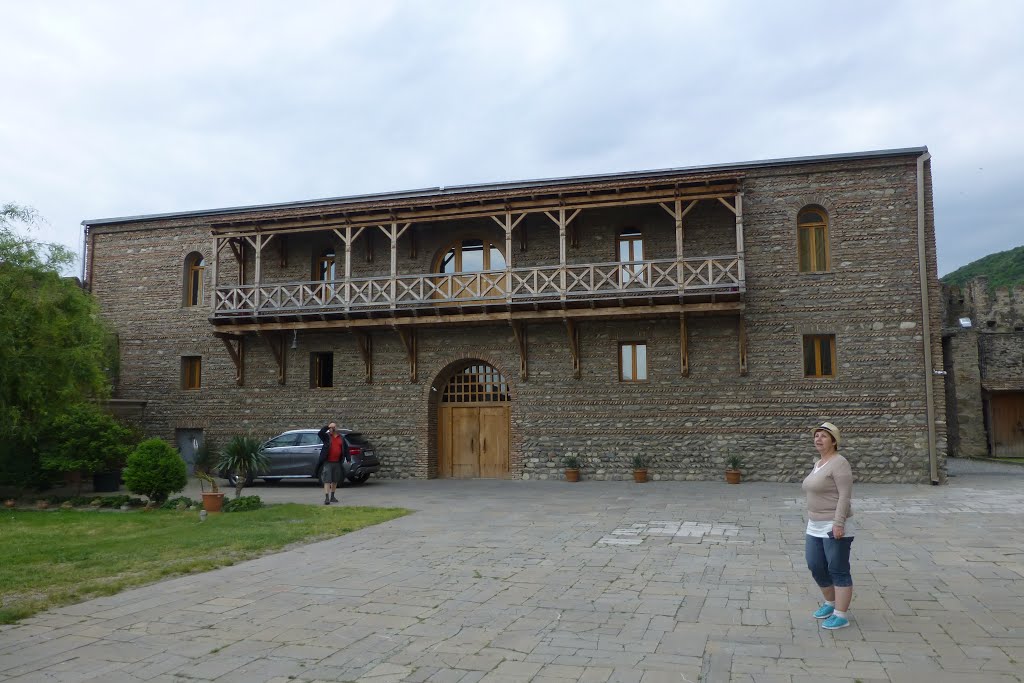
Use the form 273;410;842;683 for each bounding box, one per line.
0;504;409;624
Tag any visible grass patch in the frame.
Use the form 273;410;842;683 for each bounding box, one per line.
0;504;409;624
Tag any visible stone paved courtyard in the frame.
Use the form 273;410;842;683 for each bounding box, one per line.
1;458;1022;683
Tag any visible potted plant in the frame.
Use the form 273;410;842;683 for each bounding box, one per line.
196;471;225;513
563;455;581;482
725;454;742;484
218;435;268;499
3;498;15;509
632;454;649;483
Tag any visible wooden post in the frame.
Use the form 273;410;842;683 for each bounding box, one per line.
492;211;524;303
738;313;748;376
334;226;366;311
565;319;580;379
735;192;745;290
679;313;689;377
396;328;417;383
511;321;528;381
660;199;698;293
210;235;219;315
378;222;411;309
543;208;580;303
218;334;245;386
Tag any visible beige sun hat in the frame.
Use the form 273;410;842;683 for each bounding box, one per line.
812;422;841;448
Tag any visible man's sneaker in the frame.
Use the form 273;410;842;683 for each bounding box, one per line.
812;604;835;619
821;614;850;630
330;495;338;503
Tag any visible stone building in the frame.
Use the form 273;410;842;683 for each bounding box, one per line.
83;147;945;483
942;278;1024;457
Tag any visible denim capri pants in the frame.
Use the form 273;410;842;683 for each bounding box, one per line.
805;534;854;588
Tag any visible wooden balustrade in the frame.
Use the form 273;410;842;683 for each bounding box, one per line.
213;256;742;317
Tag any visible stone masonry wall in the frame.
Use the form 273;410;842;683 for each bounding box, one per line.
87;154;945;483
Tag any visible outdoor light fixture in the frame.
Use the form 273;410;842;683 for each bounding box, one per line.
290;330;298;350
959;317;973;328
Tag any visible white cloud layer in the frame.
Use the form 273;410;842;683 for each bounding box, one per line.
2;0;1021;275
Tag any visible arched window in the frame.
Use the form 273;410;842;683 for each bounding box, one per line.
797;206;830;273
442;363;510;403
436;238;506;274
433;239;506;299
183;253;206;307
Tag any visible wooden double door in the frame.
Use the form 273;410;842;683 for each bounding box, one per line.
991;393;1024;457
439;406;510;478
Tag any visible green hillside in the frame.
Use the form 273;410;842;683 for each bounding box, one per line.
942;244;1024;289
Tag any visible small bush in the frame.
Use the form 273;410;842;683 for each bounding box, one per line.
38;403;137;492
122;439;187;504
223;495;263;512
631;454;649;469
160;496;199;510
563;455;581;469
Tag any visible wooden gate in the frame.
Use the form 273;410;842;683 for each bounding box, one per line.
991;393;1024;457
438;363;510;478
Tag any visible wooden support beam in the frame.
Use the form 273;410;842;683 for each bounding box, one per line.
353;331;372;383
229;238;245;284
511;321;528;381
735;192;745;286
260;331;286;385
565;319;581;379
216;300;745;333
717;197;738;215
217;334;245;386
395;328;417;383
210;235;220;314
379;223;412;310
679;313;689;377
738;313;748;376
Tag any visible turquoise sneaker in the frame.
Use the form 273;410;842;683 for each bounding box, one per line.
821;614;850;630
812;603;835;619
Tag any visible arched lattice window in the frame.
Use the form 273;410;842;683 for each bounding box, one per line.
797;206;830;273
441;363;510;403
183;252;205;307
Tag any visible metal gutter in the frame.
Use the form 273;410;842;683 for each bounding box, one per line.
916;151;940;484
81;147;929;228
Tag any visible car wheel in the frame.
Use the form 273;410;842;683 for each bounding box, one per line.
347;472;371;485
226;471;253;487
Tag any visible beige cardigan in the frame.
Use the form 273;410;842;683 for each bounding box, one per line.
801;454;853;526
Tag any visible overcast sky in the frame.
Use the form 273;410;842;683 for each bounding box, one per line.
2;1;1021;277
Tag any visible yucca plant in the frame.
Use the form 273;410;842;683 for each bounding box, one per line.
217;435;268;499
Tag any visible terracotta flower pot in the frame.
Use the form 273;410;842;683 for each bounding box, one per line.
201;491;225;513
633;469;648;483
725;469;741;484
3;499;15;509
564;468;580;483
36;500;50;510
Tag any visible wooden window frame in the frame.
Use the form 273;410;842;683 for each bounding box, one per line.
617;228;646;285
802;334;836;378
310;351;334;389
797;207;830;273
183;253;206;307
433;238;506;274
315;247;337;281
182;356;202;390
618;341;648;383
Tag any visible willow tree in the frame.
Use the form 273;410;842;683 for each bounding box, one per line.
0;204;114;488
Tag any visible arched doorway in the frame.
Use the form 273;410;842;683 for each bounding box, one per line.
437;361;510;478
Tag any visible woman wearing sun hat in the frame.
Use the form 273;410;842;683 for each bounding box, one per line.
802;421;854;630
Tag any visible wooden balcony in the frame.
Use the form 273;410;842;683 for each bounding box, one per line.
214;255;745;323
212;255;743;323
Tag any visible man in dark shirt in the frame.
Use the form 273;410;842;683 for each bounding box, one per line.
317;422;344;505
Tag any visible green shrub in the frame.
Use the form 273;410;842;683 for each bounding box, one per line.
39;403;136;492
563;455;580;469
193;437;218;474
122;439;187;504
160;496;199;510
223;495;263;512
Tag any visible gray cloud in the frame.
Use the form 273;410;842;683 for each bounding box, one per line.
1;0;1021;276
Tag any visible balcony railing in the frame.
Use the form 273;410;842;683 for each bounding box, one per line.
213;256;742;317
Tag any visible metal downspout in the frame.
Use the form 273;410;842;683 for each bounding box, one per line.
916;152;939;484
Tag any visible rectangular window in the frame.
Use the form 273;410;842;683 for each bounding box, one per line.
310;352;334;388
802;335;836;378
619;342;648;382
618;229;646;286
182;356;201;389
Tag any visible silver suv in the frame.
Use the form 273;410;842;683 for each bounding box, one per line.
224;428;380;486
